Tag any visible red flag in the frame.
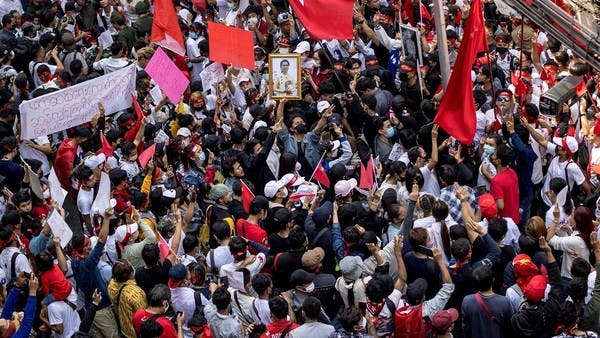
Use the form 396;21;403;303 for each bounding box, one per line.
288;192;317;201
207;22;255;70
289;0;354;40
240;180;254;213
359;156;374;189
192;0;206;11
138;143;156;169
524;0;532;5
311;162;330;188
158;234;171;262
575;80;587;97
511;72;529;97
401;0;414;25
96;132;113;157
131;93;144;121
151;0;185;55
434;0;486;145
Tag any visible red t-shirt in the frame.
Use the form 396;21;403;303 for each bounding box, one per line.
490;168;521;224
132;309;178;338
54;139;77;196
236;219;269;254
261;321;299;338
40;265;72;301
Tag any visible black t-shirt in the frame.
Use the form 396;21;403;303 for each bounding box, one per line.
273;250;304;291
135;260;172;295
268;233;290;256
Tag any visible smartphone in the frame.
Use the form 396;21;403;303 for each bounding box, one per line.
219;276;229;288
418;245;434;257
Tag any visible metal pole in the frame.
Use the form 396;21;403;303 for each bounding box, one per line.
431;0;450;89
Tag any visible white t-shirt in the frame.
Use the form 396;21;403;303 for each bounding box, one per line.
77;188;94;216
220;253;266;290
541;143;586;206
48;301;81;338
206;246;234;274
420;166;441;196
480;217;520;249
29;61;57;88
0;247;31;284
249;298;272;325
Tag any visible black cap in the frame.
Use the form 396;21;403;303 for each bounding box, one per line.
250;195;269;212
290;269;315;287
327;113;342;125
249;104;266;119
273;208;291;225
406;278;428;305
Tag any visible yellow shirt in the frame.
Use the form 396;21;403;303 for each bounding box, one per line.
108;279;147;338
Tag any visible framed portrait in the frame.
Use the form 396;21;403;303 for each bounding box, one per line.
268;54;301;100
398;24;424;66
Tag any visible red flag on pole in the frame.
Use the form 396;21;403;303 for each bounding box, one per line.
96;132;114;157
433;0;486;145
138;143;156;169
151;0;185;55
207;22;255;70
240;180;254;213
131;93;144;121
288;0;354;40
359;156;375;189
158;234;171;262
311;162;330;188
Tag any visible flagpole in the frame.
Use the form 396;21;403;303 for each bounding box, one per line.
308;151;327;182
431;0;450;88
286;7;346;91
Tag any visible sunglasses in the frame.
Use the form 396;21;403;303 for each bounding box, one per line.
496;97;511;102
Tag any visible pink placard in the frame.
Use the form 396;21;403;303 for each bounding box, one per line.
145;47;188;104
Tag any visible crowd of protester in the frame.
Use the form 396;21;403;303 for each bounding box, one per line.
0;0;597;336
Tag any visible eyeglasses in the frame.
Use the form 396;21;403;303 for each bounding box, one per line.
496;97;511;102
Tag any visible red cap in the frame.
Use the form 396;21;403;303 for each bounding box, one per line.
523;275;547;302
432;308;459;331
478;193;498;219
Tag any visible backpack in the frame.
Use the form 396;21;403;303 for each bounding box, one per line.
394;303;433;338
199;205;214;253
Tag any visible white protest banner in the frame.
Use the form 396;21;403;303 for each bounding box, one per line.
24;163;43;200
91;172;111;215
20;64;136;140
47;210;73;248
48;167;67;207
200;62;224;93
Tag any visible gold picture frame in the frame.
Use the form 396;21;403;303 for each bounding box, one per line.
268;53;302;100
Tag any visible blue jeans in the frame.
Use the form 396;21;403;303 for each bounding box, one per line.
519;193;533;231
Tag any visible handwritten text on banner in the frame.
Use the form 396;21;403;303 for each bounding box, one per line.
20;64;136;140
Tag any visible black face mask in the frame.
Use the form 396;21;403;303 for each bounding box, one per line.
496;46;508;54
294;123;306;134
399;73;409;82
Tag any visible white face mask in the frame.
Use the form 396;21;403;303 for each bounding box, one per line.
247;17;258;26
304;282;315;293
43;189;50;199
255;60;264;69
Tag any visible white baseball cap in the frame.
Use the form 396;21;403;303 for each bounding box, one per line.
552;136;578;155
317;101;331;113
114;223;139;244
264;180;285;199
294;41;311;54
335;178;358;197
